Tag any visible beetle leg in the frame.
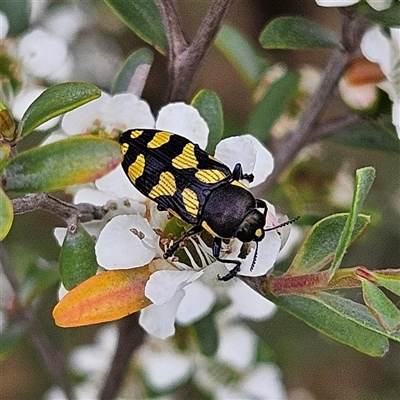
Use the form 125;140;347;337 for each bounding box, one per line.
212;237;241;281
163;225;203;259
232;163;254;183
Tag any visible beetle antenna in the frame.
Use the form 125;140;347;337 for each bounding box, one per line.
250;241;259;271
264;216;300;233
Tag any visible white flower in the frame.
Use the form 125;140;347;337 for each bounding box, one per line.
315;0;393;10
361;27;400;137
0;11;9;39
18;28;71;80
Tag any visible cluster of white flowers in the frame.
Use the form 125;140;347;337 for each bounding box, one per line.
51;92;298;339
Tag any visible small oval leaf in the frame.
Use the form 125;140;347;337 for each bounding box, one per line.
59;224;98;290
104;0;167;54
361;278;400;333
260;16;341;50
53;266;153;327
112;48;154;95
191;89;224;153
3;136;122;193
17;82;101;138
0;188;13;241
288;213;370;276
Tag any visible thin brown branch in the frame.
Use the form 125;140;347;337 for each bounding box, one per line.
11;194;106;226
156;0;233;101
99;314;146;400
264;14;370;190
0;243;75;400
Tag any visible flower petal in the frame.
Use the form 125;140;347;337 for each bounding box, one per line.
176;279;216;325
315;0;358;6
217;324;256;371
139;289;185;338
227;280;277;320
95;215;158;269
0;12;9;39
145;270;201;305
156;103;209;149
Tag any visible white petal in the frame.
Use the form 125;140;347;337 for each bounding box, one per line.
12;88;60;130
315;0;358;6
392;100;400;139
70;344;110;375
156;103;209;149
145;270;200;305
217;324;256;371
140;348;193;390
361;27;392;77
74;187;117;206
54;227;67;246
95;165;147;201
58;283;68;300
103;93;155;131
240;364;287;400
276;225;303;262
95;215;157;269
139;290;185;338
215;135;274;187
227;280;277;320
238;230;281;277
176;280;216;325
0;11;9;39
18;29;68;78
366;0;392;11
339;79;378;110
95;325;118;354
61;93;110;135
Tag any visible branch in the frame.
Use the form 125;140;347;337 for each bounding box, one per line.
156;0;233;101
11;194;106;227
264;14;370;189
99;314;146;400
0;243;75;400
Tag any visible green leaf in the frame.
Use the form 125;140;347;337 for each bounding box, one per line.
374;273;400;296
329;118;400;153
360;2;400;28
3;136;122;193
192;312;219;357
0;54;22;92
60;224;98;290
361;279;400;333
0;0;30;37
273;293;389;356
260;16;341;50
246;72;300;140
288;213;370;276
111;48;154;95
191;90;224;153
0;143;11;173
215;25;269;88
17;82;101;139
329;167;375;278
104;0;167;54
318;292;400;343
0;188;13;241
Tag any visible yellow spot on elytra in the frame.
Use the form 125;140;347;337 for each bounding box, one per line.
120;142;129;155
195;169;226;184
147;131;172;149
130;129;144;139
149;172;176;198
182;188;199;216
201;221;219;237
230;180;247;190
128;154;145;183
172;143;198;169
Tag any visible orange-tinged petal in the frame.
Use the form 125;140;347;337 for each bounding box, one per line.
53;265;153;327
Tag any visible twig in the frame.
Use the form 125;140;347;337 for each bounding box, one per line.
0;243;75;400
99;314;146;400
264;14;370;189
156;0;233;101
11;194;106;226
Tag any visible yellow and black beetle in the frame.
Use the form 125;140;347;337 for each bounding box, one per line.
119;129;286;281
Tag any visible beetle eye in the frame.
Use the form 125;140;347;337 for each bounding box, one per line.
235;209;266;243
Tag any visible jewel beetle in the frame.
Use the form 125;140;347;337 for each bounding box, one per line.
119;129;286;281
